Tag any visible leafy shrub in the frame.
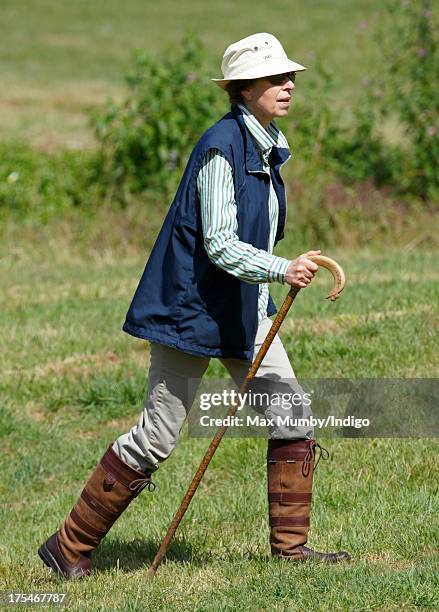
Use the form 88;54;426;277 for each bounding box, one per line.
288;59;405;190
290;2;438;201
0;142;96;220
324;105;405;187
91;35;225;200
324;0;439;199
375;0;439;200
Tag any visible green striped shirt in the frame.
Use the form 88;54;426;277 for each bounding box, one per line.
197;103;291;322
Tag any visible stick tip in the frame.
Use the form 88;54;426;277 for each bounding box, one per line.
146;566;156;580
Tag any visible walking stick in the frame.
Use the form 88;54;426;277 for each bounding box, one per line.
146;255;346;579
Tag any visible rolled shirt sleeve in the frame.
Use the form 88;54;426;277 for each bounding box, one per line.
197;149;290;285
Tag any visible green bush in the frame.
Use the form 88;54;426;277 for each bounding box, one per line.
324;105;405;187
376;0;439;200
2;17;436;231
293;60;407;190
290;1;438;201
91;35;225;200
324;0;438;199
284;61;399;188
0;142;96;220
285;62;341;164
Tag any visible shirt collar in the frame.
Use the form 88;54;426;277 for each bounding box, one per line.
237;103;289;155
230;104;291;174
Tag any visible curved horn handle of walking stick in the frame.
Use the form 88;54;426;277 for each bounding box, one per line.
308;255;346;301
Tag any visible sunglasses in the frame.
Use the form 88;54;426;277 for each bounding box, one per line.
266;72;296;85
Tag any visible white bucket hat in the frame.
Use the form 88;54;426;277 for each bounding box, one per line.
212;32;306;89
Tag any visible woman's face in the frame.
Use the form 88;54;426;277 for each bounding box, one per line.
241;73;295;127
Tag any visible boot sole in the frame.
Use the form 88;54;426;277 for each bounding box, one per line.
274;552;352;563
38;542;65;579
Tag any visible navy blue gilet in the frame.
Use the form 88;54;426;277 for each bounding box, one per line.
123;105;290;360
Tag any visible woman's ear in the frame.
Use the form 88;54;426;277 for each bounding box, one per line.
241;84;253;103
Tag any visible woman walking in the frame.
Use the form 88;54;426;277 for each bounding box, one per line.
38;32;350;579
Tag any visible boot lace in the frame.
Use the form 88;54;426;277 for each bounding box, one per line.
302;440;329;477
129;477;156;493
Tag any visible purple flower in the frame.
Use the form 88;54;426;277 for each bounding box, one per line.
186;73;197;83
359;20;369;30
424;10;432;19
418;48;427;57
426;126;437;137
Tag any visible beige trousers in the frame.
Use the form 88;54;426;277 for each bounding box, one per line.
113;317;314;472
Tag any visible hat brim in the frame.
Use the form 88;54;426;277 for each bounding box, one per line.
212;58;307;89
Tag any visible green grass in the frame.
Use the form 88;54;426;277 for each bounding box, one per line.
1;2;437;607
1;233;438;610
0;0;381;147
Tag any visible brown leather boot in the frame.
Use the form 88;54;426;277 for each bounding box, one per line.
267;438;351;562
38;445;154;579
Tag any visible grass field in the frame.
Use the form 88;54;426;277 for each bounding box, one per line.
0;0;381;148
1;1;438;609
1;233;438;610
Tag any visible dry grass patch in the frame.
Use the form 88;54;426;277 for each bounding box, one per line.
32;350;121;377
284;304;436;335
180;566;230;593
5;350;127;379
1;278;137;307
347;271;439;284
364;554;416;572
0;81;122;150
